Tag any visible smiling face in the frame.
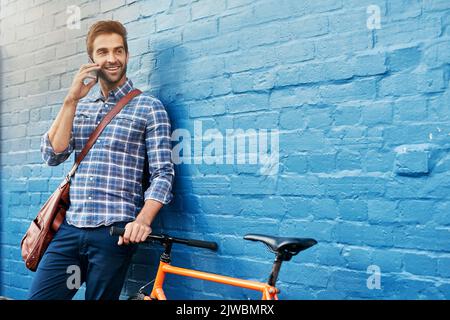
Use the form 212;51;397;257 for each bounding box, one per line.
91;33;129;87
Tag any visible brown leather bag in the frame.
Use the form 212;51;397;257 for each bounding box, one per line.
21;89;142;271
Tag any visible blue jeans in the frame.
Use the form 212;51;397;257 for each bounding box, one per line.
28;218;137;300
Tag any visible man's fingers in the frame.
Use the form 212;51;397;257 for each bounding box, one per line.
79;66;101;76
118;235;123;246
78;66;100;78
84;76;97;87
121;223;152;244
123;224;132;245
140;227;151;242
136;227;149;243
79;63;99;71
130;223;141;243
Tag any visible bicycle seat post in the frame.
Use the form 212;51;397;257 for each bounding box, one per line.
268;253;284;287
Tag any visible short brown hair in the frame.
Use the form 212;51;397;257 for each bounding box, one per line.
86;20;128;59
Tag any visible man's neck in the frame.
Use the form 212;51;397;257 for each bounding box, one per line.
99;75;127;100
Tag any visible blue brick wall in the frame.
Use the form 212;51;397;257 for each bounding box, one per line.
1;0;450;300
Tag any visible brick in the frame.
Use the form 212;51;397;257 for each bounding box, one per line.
371;249;403;273
404;253;438;277
141;0;171;16
310;198;339;219
281;154;308;174
319;79;377;103
280;108;307;130
393;97;427;122
100;0;125;12
334;222;394;247
330;269;370;293
393;225;450;252
368;200;398;224
233;111;279;129
280;129;333;154
308;153;336;173
437;257;450;278
156;7;190;32
394;150;429;176
424;40;450;68
230;175;277;195
352;52;387;76
270;87;319;108
334;105;361;125
280;219;335;242
191;0;225;21
398;200;434;224
278;175;324;196
219;10;255;33
336;150;361;171
286;264;330;288
338;199;368;222
226;93;269;114
342;246;372;270
225;47;278;73
361;102;392;126
183;19;218;42
388;46;422;72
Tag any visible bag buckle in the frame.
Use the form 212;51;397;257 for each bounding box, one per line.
66;163;79;183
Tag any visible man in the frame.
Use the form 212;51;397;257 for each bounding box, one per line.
28;20;175;300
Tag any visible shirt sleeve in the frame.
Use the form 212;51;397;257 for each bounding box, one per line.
143;99;175;205
40;131;74;166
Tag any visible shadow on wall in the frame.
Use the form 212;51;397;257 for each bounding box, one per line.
123;40;203;299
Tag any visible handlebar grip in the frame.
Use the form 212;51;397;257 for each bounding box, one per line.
110;226;125;237
109;226;218;251
187;239;218;251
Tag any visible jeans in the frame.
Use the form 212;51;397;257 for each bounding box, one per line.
28;218;137;300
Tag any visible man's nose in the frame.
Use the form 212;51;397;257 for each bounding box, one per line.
106;53;117;63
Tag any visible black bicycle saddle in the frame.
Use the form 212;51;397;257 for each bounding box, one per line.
244;234;317;260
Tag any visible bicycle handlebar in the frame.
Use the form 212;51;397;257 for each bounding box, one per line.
110;226;218;251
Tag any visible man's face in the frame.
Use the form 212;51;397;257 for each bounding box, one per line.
91;33;128;85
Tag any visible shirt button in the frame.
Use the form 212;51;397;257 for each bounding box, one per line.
89;177;94;181
97;121;100;124
88;196;92;200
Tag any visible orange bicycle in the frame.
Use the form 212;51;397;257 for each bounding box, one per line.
110;227;317;300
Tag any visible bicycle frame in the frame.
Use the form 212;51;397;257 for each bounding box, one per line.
148;260;279;300
109;227;315;300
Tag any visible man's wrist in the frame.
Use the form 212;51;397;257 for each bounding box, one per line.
64;96;79;107
136;211;153;226
136;199;164;226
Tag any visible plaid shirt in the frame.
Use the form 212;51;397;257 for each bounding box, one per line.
41;79;175;227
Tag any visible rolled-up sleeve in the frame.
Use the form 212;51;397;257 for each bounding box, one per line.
143;99;175;205
40;131;74;166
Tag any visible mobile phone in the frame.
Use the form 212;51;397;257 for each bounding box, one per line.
86;56;98;84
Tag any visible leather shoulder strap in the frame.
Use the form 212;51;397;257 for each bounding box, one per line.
65;88;142;181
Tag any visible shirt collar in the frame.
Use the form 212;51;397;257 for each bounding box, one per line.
87;78;134;102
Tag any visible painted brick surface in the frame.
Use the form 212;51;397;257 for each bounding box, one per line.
0;0;449;300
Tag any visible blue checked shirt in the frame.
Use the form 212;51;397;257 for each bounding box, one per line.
41;79;175;227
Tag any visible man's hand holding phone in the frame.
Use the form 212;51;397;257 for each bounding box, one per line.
65;63;101;105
